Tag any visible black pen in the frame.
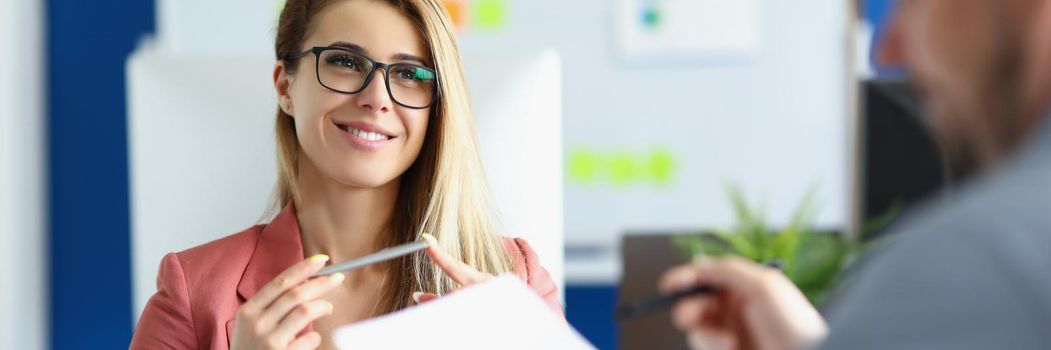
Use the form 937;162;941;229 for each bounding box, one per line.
618;260;782;319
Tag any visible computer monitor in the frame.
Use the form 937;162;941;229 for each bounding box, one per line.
860;79;948;239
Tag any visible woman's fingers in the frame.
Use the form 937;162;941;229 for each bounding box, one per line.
271;299;335;345
285;332;323;350
243;255;330;315
231;255;345;350
255;272;345;331
421;233;491;285
235;254;331;344
412;292;441;304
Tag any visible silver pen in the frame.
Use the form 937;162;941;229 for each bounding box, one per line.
314;240;431;276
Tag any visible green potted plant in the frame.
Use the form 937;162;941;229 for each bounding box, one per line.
673;185;898;306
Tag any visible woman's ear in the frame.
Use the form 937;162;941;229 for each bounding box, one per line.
274;61;296;117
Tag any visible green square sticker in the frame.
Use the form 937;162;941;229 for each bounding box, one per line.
475;0;508;30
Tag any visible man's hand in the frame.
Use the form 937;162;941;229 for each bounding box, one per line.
659;256;828;350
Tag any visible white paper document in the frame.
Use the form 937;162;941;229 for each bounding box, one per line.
332;275;596;349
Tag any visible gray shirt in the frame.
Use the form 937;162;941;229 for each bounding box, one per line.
819;113;1051;349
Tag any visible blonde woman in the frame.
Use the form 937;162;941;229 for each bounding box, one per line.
129;0;561;349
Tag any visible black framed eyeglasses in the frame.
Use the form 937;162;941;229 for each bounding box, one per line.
288;46;440;109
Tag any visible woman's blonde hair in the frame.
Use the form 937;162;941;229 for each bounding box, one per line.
273;0;511;314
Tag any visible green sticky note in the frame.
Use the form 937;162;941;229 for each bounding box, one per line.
609;151;639;187
475;0;508;30
567;147;602;185
647;148;677;186
568;145;679;188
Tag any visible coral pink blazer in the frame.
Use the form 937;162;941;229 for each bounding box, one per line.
130;204;562;349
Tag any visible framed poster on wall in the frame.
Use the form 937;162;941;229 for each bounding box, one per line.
613;0;762;63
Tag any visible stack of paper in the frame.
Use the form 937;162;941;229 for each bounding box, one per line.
333;275;596;349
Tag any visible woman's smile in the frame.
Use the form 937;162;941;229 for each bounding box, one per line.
332;120;398;152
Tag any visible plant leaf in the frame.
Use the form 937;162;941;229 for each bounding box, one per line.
672;233;736;261
714;228;758;260
724;184;769;261
793;233;849;296
671;234;703;260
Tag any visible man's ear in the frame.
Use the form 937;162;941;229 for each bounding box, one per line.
274;61;295;116
1022;0;1051;120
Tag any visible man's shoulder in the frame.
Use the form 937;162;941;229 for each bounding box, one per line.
872;160;1051;292
901;155;1051;253
820;160;1051;349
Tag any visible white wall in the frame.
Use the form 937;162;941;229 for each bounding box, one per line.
0;0;47;348
456;1;855;282
456;0;854;242
148;0;856;283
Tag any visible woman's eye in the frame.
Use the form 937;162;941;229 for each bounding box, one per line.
393;69;414;80
327;55;364;71
393;67;434;82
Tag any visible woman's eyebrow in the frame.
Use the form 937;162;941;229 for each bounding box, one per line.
327;41;427;65
329;41;367;53
392;53;426;65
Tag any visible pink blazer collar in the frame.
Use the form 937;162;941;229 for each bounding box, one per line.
236;202;305;301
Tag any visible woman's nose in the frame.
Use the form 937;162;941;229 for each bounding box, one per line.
356;69;393;113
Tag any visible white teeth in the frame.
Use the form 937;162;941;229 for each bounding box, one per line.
345;127;390;141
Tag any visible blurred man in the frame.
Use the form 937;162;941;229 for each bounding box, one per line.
659;0;1051;349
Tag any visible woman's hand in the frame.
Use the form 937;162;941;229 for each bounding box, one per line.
412;233;493;304
230;255;345;350
659;256;828;350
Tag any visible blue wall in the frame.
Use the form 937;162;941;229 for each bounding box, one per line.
566;285;620;349
46;0;154;348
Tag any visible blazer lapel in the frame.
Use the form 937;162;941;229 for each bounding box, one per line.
225;319;236;348
236;203;306;301
230;202;313;343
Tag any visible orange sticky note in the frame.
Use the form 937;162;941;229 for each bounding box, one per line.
442;0;469;32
